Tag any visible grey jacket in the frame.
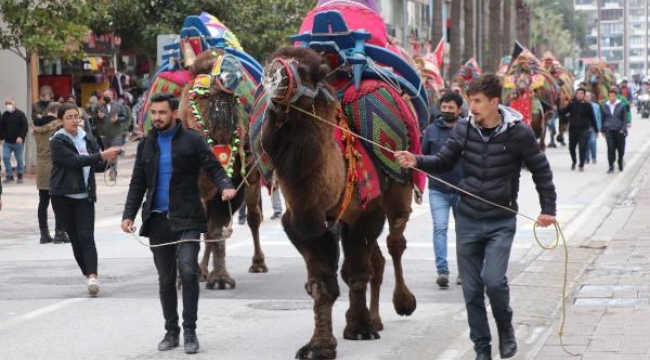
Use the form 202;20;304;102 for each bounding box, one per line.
94;102;126;138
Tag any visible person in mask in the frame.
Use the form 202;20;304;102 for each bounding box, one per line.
421;91;465;288
32;85;53;122
0;99;28;183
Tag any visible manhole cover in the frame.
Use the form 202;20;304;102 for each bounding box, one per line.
248;300;313;311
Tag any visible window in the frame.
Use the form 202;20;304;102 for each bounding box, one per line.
600;9;623;21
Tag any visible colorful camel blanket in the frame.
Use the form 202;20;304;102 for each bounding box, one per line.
340;79;425;194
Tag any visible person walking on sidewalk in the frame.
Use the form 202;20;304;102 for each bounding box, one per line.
33;102;69;244
421;91;464;289
585;92;602;165
50;103;122;296
0;99;28;183
120;93;236;354
395;73;557;360
558;88;598;172
601;89;630;174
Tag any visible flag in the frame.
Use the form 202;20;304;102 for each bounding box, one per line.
433;37;445;69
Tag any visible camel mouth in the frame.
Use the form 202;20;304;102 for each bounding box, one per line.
263;58;295;105
204;93;239;144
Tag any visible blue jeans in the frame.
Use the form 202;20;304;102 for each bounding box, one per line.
148;214;201;332
3;142;24;178
587;128;597;162
428;189;458;275
455;212;517;354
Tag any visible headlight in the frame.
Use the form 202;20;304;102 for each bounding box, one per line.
640;94;649;101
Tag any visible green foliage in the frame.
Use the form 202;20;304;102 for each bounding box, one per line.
96;0;315;63
0;0;105;61
527;0;588;59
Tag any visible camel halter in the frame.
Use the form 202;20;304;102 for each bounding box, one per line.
262;58;334;106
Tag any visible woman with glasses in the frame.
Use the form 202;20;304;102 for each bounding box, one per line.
49;103;122;296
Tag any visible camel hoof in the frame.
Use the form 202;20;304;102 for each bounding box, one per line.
370;318;384;332
295;343;336;360
393;291;417;316
206;274;236;290
343;323;380;340
248;262;268;273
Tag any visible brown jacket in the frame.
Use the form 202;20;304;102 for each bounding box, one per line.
33;116;59;190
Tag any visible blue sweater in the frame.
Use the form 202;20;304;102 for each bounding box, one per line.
420;117;463;193
153;124;180;212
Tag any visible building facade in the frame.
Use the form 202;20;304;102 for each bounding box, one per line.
575;0;650;78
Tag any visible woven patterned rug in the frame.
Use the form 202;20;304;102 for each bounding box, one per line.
341;79;425;193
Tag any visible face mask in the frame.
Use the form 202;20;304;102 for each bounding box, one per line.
103;96;111;103
441;112;456;122
6;104;14;112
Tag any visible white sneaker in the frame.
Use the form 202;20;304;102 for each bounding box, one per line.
88;278;100;297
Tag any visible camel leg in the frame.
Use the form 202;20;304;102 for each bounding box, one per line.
205;197;236;290
199;241;211;282
245;168;267;273
382;182;417;316
284;210;340;360
369;242;386;331
340;207;385;340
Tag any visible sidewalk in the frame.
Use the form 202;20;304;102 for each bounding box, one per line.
532;150;650;359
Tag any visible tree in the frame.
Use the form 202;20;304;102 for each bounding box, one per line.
528;0;579;60
431;0;443;48
0;0;104;109
516;0;531;47
502;0;513;59
97;0;314;67
449;0;462;80
487;0;502;72
463;0;475;63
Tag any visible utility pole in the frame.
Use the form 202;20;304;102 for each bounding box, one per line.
402;0;408;48
646;0;649;76
477;0;483;65
623;0;628;76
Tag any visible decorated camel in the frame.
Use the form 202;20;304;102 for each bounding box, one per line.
502;51;559;151
141;13;267;289
542;53;573;148
584;59;614;103
250;1;427;358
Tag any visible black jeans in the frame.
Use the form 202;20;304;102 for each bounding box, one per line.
148;214;201;332
455;212;517;354
604;129;626;168
50;196;97;276
38;190;64;233
568;128;591;167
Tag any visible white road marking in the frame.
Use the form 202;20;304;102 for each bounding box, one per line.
0;298;84;331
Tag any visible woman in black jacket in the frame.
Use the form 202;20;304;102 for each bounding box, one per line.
50;103;122;296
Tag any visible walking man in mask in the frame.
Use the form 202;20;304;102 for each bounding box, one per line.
0;99;28;183
421;91;465;288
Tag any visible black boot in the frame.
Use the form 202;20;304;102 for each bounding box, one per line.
184;329;200;354
53;230;69;244
498;324;517;359
39;230;53;244
157;330;179;351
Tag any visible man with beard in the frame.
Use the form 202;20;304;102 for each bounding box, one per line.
121;93;236;354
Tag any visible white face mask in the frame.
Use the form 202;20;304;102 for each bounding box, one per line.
5;104;14;112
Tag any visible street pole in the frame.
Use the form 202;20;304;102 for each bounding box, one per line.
646;0;649;77
477;0;482;66
623;0;628;77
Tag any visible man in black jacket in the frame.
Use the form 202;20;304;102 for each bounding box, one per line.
121;93;236;354
601;89;630;173
558;88;599;171
0;99;28;183
396;74;556;360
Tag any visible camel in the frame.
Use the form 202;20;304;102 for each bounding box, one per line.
177;50;267;289
253;46;418;360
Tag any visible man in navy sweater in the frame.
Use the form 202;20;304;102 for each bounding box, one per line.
421;91;464;288
121;93;236;354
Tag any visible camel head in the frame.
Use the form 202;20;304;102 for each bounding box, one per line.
185;50;243;145
262;46;333;117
